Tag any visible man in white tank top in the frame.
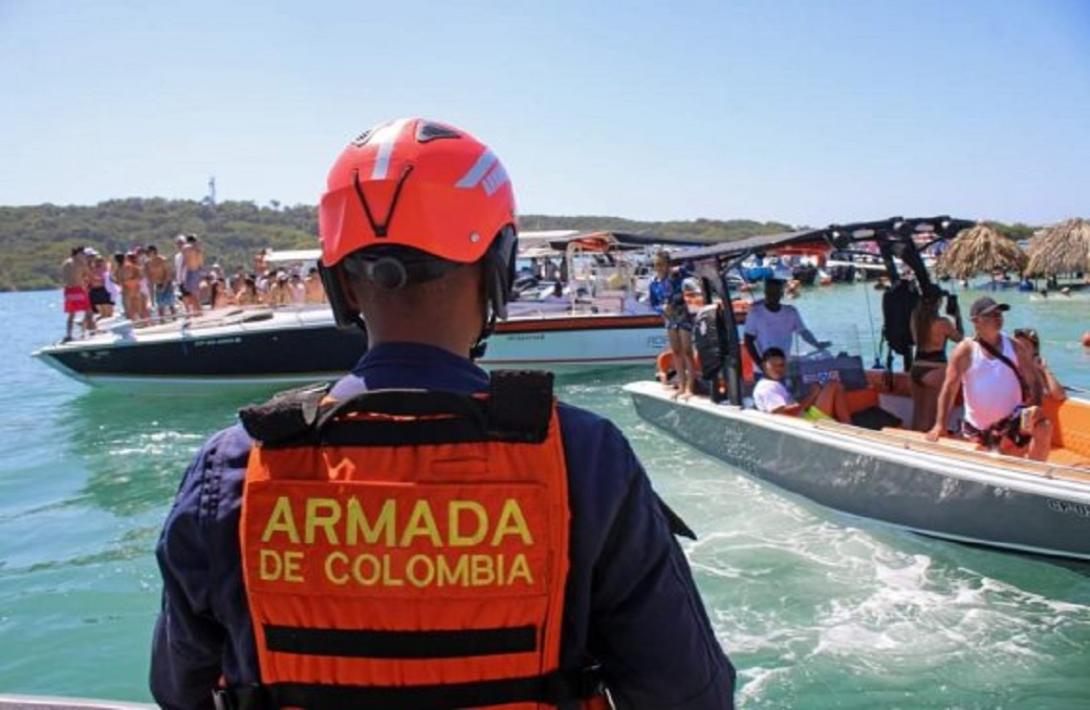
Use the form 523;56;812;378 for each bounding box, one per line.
926;297;1051;460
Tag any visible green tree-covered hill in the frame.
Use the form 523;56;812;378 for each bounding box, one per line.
0;198;1044;291
0;198;795;291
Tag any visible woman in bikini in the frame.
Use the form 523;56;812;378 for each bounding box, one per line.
120;252;147;323
909;286;963;431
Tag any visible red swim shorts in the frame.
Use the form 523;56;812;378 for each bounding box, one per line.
64;286;91;314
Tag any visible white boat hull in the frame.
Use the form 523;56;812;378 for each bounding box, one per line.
625;381;1090;561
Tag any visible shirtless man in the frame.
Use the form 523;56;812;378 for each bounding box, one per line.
927;297;1051;461
144;245;177;321
303;266;327;304
61;246;94;341
181;235;205;315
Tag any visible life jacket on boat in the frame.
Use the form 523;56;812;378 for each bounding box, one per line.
223;371;607;710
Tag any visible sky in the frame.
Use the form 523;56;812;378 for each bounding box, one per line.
1;0;1088;226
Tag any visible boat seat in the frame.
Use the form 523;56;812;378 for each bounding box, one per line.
1045;396;1090;460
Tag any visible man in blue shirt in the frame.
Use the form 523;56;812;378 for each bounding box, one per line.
150;118;734;709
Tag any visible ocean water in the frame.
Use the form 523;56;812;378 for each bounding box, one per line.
1;284;1089;708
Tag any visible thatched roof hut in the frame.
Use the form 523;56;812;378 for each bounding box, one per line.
1026;218;1090;276
936;222;1027;280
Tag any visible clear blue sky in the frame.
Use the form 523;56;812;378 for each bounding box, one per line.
2;0;1087;226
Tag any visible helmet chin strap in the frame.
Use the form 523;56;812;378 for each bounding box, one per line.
469;225;517;361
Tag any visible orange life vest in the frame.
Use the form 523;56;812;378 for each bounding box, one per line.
229;372;606;710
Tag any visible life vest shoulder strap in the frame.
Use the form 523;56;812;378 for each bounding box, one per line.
238;381;333;446
238;369;555;447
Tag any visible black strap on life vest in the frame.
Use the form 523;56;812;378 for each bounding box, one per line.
213;666;604;710
238;370;554;449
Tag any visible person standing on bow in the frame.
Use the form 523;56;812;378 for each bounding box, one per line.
744;276;830;374
927;297;1051;460
150;118;735;710
649;251;697;398
60;246;94;341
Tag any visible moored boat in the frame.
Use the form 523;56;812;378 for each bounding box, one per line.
33;231;750;388
625;216;1090;561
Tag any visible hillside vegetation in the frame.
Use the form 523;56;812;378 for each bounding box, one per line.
0;198;797;290
0;198;1040;290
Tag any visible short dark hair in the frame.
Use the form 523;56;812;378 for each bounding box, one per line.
186;235;198;244
71;246;86;256
762;347;786;362
146;244;158;253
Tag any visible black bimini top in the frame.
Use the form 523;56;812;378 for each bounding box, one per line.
671;216;975;267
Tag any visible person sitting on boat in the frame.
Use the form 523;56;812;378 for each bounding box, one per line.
150;118;735;710
927;297;1051;461
908;285;963;431
650;250;696;398
753;347;851;423
744;277;830;374
1013;328;1066;406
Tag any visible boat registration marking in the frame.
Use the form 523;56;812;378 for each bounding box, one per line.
193;336;243;347
1047;499;1090;518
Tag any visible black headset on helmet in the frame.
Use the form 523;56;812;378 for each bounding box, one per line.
318;224;518;359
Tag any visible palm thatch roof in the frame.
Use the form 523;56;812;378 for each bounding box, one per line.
935;222;1027;280
1026;218;1090;276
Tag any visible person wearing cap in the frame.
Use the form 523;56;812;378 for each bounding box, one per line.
927;297;1051;460
150;119;734;710
744;276;830;373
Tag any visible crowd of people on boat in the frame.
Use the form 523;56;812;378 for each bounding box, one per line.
60;237;327;340
648;253;1072;462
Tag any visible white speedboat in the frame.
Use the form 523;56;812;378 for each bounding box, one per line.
625;217;1090;561
34;231;746;388
33;304;673;387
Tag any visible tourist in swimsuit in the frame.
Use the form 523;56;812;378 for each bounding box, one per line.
303;266;327;304
87;252;115;320
649;251;696;398
908;286;963;431
1013;328;1067;406
181;235;205;316
235;276;261;306
927;297;1051;461
60;246;94;341
120;252;147;323
144;244;178;321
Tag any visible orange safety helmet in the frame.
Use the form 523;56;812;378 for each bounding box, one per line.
317;118;519;340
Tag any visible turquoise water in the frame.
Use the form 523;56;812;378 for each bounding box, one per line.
1;285;1088;707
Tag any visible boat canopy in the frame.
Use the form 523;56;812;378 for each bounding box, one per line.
673;216;974;268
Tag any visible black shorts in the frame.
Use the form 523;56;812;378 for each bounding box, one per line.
89;286;113;307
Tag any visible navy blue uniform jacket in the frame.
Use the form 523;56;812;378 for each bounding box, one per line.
151;343;735;709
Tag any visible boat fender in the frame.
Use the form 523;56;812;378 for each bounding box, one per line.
656;495;697;540
238;382;333;445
